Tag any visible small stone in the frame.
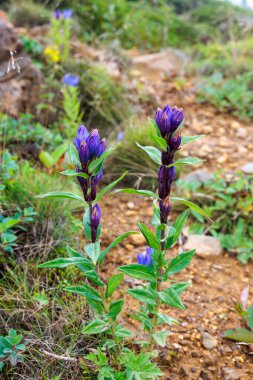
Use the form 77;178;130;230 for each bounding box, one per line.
129;234;146;246
236;127;247;138
240;162;253;174
231;121;241;129
191;367;197;373
202;332;218;350
180;169;213;184
184;235;222;257
127;202;135;209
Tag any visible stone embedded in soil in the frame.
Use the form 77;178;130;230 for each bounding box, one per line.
128;233;146;247
180;169;213;184
202;332;218;350
240;162;253;174
184;235;222;257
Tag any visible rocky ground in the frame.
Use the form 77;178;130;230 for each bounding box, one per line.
100;195;253;380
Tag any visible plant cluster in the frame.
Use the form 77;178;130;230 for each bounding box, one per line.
35;103;209;378
177;172;253;262
0;113;62;148
0;207;36;255
197;72;253;120
0;329;26;372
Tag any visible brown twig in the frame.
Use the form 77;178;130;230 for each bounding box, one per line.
40;349;78;362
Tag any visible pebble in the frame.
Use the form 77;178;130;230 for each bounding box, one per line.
129;233;146;246
202;332;218;350
127;202;135;209
240;162;253;174
184;235;223;257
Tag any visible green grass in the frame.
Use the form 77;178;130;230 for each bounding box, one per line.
1;160;83;261
0;260;97;379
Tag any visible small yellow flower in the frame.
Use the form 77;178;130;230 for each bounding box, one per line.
44;45;60;63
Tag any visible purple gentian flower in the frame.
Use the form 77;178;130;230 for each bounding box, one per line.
62;9;72;19
137;247;154;267
158;165;176;200
63;74;80;87
155;105;184;137
90;204;101;243
74;126;106;202
55;9;61;20
117;131;124;141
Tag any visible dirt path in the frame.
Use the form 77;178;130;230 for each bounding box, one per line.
130;51;253;173
100;195;253;379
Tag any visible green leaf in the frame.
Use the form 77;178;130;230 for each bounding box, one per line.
149;133;167;151
114;326;133;338
118;264;156;282
50;143;68;164
83;207;91;241
88;148;113;175
165;250;195;277
95;172;127;202
167;157;203;167
224;328;253;343
136;143;161;165
66;245;95;273
169;282;191;295
165;209;190;249
156;313;179;326
158;288;185;309
148;117;161;137
82;319;110;335
138;222;160;249
106;273;124;298
127;289;157;305
35;191;85;203
69;143;80;166
37;256;92;269
39;151;53;169
107;300;124;320
181;135;204;145
84;242;100;265
151;331;170;347
170;197;212;220
98;231;139;265
60;169;88;179
65;284;104;314
113;188;158;199
64;284;102;302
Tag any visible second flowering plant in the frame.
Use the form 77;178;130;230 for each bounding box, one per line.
36;104;209;378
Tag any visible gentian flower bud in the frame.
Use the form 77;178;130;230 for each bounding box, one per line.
98;139;106;157
171;107;184;132
158;165;176;200
159;197;171;224
87;129;100;157
90;204;101;243
169;135;182;151
62;9;72;19
137;247;153;267
155;104;184;137
155;105;172;137
63;74;80;87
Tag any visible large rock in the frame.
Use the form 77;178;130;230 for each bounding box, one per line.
131;49;189;79
184;235;222;257
0;20;42;117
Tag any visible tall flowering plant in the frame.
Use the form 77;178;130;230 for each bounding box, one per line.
50;9;73;63
116;104;209;349
36;105;209;377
